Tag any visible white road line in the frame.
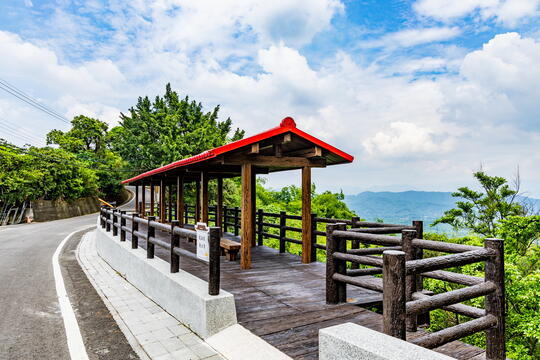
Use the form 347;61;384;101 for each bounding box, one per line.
52;227;93;360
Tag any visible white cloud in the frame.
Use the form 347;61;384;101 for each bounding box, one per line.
448;32;540;128
2;2;540;196
0;30;130;140
414;0;498;19
413;0;540;26
363;122;455;157
364;27;461;48
395;57;449;73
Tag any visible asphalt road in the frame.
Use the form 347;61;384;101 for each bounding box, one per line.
0;190;138;359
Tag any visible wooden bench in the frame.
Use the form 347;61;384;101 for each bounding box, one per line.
220;238;241;261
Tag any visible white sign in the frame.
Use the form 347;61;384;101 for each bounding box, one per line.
196;222;210;262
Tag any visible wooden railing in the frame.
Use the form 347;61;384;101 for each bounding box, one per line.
109;202;506;357
326;223;505;360
140;202;370;256
99;207;221;295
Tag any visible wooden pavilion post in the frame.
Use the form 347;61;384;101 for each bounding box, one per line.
150;182;155;216
168;182;173;222
201;171;209;223
141;183;146;217
176;176;184;225
195;179;201;222
251;171;257;247
241;163;253;269
301;166;313;263
159;178;166;222
135;184;139;213
216;177;223;229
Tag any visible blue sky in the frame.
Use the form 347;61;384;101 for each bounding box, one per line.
1;0;540;196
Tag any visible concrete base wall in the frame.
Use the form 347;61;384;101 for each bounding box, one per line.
95;223;237;339
319;323;453;360
31;196;100;222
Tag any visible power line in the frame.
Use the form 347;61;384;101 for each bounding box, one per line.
0;121;43;143
0;78;70;124
0;125;39;144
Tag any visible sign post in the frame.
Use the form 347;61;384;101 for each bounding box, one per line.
196;222;210;262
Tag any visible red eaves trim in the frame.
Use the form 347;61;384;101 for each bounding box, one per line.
122;117;354;184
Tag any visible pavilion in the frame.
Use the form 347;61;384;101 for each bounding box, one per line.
121;117;354;269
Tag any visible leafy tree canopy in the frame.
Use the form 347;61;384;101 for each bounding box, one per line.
0;141;98;203
46;115;109;154
432;171;525;236
111;83;245;171
46;115;125;198
256;182;356;219
428;171;540;359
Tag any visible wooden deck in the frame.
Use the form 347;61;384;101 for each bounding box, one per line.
126;225;487;360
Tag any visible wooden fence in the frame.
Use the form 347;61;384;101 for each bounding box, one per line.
144;202;369;257
110;203;506;358
99;207;221;295
326;223;505;360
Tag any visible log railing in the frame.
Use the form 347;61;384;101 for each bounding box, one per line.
142;202;413;258
326;223;505;360
99;206;221;295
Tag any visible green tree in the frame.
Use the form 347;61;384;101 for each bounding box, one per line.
46;115;125;198
0;141;98;204
46;115;109;154
111;83;244;171
427;171;540;359
498;215;540;256
432;171;525;236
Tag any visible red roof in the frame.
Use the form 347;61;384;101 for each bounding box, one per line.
122;117;354;184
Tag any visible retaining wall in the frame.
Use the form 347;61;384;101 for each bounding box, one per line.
95;222;237;338
31;196;100;222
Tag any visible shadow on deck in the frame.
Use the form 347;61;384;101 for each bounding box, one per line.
125;224;487;360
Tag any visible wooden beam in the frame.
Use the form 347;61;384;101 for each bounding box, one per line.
201;171;209;223
241;163;253;269
302;166;313;263
286;146;322;158
159;179;165;222
176;176;184;226
250;143;259;154
226;155;326;168
274;144;283;157
216;177;223;229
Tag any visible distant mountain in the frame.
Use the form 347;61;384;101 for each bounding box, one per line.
344;191;540;235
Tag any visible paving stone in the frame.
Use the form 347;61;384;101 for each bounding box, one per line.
151;327;174;340
168;326;191;337
170;347;200;360
179;333;202;347
143;341;169;357
190;343;217;358
78;230;225;360
160;337;186;352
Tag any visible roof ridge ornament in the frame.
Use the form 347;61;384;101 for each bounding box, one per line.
280;117;296;128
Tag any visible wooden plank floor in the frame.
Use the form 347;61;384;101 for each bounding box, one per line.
122;223;487;360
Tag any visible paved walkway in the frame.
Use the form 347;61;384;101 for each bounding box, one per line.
77;230;224;360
